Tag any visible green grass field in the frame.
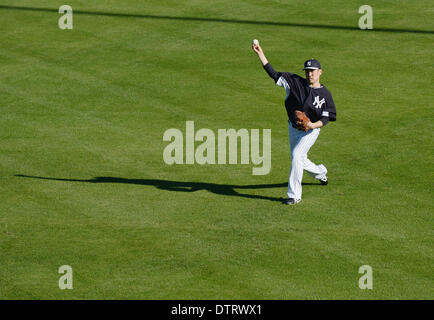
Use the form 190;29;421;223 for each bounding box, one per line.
0;0;433;299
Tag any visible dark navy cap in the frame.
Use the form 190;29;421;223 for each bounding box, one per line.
303;58;321;70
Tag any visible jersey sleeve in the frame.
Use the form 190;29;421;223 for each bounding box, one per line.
279;73;306;103
263;63;301;89
263;63;292;99
322;92;337;122
263;63;306;104
263;63;281;82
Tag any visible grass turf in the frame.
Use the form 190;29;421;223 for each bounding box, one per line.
0;0;433;299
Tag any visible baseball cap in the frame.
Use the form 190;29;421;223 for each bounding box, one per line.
303;58;321;70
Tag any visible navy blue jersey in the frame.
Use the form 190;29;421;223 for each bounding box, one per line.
263;63;337;125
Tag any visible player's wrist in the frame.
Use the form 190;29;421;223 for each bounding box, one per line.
259;55;268;65
308;121;323;129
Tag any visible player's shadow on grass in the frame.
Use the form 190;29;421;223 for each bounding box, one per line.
1;4;433;35
15;174;320;203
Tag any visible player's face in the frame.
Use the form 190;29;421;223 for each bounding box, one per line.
305;69;322;85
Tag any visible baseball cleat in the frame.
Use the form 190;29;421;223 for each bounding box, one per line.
283;198;301;205
319;176;328;185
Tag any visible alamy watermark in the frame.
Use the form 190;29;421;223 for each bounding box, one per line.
358;265;373;289
59;5;73;30
163;121;271;175
358;5;373;30
58;5;373;31
58;265;73;289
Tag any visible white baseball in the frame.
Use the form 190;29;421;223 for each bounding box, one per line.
252;39;259;46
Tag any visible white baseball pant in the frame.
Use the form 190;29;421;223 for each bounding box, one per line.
287;121;327;200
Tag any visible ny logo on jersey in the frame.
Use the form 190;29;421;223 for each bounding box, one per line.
313;96;326;109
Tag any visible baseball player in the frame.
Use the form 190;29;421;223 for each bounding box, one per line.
252;41;336;205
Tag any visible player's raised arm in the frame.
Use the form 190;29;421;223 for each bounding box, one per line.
252;40;268;66
252;40;280;82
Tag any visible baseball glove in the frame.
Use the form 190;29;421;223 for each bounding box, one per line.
295;110;310;132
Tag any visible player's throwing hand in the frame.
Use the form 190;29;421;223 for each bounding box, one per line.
252;39;268;66
252;42;262;55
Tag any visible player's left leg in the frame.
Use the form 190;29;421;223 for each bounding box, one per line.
303;158;327;180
